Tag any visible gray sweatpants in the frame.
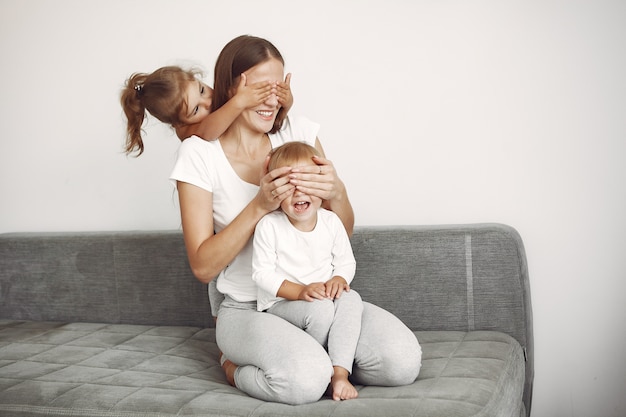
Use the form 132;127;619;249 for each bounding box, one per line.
266;290;363;374
215;293;422;405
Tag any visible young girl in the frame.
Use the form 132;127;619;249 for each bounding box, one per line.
120;65;293;155
252;141;362;401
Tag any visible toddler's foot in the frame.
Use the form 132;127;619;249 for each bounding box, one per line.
330;366;358;401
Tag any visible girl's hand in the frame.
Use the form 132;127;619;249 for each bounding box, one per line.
289;155;345;202
299;282;328;301
276;73;293;112
257;155;295;213
325;276;350;299
234;73;273;109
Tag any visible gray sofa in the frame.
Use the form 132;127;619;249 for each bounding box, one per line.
0;224;533;417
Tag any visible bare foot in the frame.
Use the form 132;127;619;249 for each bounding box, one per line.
220;355;237;387
330;366;358;401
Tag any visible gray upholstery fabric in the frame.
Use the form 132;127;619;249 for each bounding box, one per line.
0;231;212;328
349;225;533;412
0;321;523;417
0;224;533;417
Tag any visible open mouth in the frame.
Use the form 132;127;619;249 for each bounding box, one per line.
294;201;310;213
256;110;273;119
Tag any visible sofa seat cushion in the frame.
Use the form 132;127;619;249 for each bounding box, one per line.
0;320;524;417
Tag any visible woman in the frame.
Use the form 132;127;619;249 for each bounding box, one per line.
169;35;421;405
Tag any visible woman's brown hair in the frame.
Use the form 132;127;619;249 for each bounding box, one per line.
120;66;201;156
212;35;287;134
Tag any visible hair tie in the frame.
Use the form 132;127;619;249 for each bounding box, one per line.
134;84;143;97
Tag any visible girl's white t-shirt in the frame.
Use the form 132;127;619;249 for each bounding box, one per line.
169;115;320;301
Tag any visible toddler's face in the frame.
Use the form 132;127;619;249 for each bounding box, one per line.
279;159;323;231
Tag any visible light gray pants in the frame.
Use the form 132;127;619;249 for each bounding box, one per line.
266;290;363;374
215;291;422;405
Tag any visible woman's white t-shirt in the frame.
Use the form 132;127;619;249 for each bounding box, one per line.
169;115;320;301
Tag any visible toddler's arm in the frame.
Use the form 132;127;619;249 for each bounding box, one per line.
277;280;327;302
324;276;350;299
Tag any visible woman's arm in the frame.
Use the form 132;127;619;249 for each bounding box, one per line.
177;163;293;283
177;181;256;282
289;138;355;236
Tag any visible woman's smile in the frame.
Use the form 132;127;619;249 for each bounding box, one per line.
239;57;283;132
256;110;275;120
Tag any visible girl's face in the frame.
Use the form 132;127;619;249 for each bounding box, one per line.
238;58;284;133
181;80;213;125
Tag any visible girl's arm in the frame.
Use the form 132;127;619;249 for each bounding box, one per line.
276;73;293;114
177;163;293;283
176;75;274;141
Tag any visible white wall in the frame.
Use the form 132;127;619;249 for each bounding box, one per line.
1;0;624;415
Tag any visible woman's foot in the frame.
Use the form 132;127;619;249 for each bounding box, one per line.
219;353;237;387
330;366;358;401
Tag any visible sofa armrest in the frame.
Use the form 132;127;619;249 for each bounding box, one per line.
350;223;533;414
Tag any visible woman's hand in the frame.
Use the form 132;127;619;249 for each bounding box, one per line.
289;155;345;202
289;139;354;236
256;155;295;213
